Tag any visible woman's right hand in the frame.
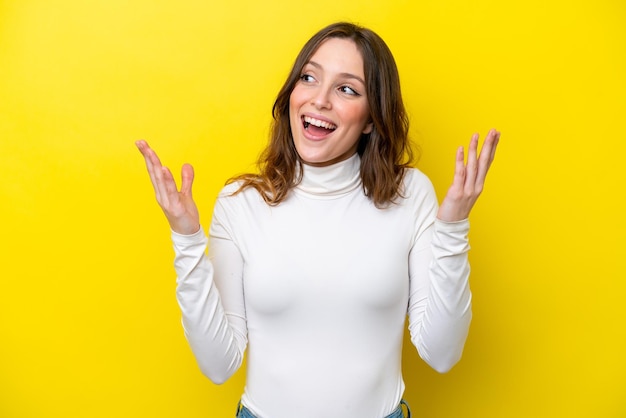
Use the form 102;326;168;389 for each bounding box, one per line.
136;140;201;235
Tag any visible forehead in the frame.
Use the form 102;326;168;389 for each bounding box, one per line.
306;38;365;78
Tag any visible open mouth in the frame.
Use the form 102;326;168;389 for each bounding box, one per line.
303;116;337;136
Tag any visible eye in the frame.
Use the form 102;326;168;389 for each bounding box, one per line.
300;74;315;83
339;85;360;96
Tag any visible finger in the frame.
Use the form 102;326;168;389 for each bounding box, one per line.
136;140;163;178
465;133;479;187
161;166;180;201
136;140;162;195
475;129;500;186
135;139;148;153
136;140;160;172
136;140;153;172
489;130;500;162
451;145;466;191
136;141;176;205
477;130;496;167
180;163;195;196
147;154;168;202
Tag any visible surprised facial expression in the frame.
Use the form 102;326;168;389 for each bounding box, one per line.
289;38;373;167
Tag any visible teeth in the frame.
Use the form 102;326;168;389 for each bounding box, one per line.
304;116;336;130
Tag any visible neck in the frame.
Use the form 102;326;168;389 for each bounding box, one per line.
294;153;361;199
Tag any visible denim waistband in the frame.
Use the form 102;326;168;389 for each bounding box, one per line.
235;399;411;418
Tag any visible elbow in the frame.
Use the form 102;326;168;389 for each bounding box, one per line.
418;344;463;374
199;363;235;385
205;372;230;385
430;357;459;374
196;352;243;385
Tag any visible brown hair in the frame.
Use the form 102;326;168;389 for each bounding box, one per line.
229;22;413;207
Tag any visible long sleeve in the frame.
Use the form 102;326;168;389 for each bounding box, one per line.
408;212;472;373
169;160;474;416
172;212;247;384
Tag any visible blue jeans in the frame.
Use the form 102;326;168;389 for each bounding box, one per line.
236;399;411;418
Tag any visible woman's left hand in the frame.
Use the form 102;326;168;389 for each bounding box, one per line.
437;129;501;222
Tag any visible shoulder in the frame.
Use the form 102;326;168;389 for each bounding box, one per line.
401;167;436;201
210;180;268;235
403;167;431;185
217;180;245;199
214;180;267;214
397;168;439;231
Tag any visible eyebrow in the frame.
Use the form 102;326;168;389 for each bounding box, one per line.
306;60;366;85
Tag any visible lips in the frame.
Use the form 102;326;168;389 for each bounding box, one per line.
302;115;336;139
303;115;337;130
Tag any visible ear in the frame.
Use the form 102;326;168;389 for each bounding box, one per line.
362;120;374;135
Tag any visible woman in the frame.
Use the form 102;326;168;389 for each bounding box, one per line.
136;22;499;418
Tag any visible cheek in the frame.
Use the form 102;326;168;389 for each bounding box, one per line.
289;84;305;106
288;89;302;119
346;103;371;128
288;93;298;123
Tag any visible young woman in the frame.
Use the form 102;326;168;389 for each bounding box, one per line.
137;22;499;418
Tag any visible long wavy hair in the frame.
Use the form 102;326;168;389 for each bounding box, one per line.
230;22;413;207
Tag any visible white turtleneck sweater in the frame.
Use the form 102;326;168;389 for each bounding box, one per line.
172;154;472;418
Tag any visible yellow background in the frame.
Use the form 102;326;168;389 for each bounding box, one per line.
1;0;624;417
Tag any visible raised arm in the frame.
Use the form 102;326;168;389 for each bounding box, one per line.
408;129;500;372
135;141;247;383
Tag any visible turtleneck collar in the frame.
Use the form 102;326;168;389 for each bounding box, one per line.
293;153;362;199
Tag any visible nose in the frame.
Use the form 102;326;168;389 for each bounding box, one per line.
311;87;332;110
